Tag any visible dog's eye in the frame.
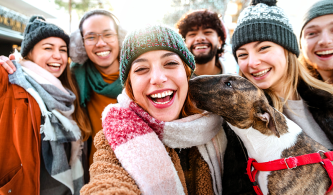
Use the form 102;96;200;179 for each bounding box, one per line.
225;81;232;88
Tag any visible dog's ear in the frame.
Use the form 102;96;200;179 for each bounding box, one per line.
253;100;281;137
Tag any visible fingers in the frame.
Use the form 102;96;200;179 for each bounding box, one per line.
9;54;15;60
0;55;16;74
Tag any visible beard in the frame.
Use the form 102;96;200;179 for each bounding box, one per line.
191;44;218;64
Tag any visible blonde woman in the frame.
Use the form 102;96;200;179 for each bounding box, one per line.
230;0;333;193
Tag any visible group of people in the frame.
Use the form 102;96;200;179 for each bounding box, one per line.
0;0;332;194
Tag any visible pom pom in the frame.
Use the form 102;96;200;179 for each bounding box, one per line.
29;15;45;23
250;0;277;6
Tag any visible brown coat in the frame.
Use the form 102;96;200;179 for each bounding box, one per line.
0;67;42;195
81;131;215;195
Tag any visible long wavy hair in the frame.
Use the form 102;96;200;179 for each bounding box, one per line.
124;60;202;119
240;50;333;112
59;59;92;141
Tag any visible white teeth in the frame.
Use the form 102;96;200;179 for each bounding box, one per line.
48;63;61;67
154;99;172;104
316;50;333;55
150;90;173;99
252;68;270;77
96;51;110;56
195;46;208;49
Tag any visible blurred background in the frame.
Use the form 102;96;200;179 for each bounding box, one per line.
0;0;320;56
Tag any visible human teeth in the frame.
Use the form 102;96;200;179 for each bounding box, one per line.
195;46;208;49
96;51;110;56
150;90;173;99
48;63;61;67
316;50;333;55
252;69;270;77
154;99;171;104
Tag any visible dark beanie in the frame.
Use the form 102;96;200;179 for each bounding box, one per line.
120;24;195;86
300;0;333;38
21;15;70;57
231;0;299;59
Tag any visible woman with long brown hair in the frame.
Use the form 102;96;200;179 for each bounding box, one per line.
0;16;91;195
80;24;227;195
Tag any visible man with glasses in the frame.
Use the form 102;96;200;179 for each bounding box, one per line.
69;9;125;167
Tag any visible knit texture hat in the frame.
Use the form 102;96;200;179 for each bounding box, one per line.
21;16;70;57
231;0;299;59
120;24;195;85
300;0;333;37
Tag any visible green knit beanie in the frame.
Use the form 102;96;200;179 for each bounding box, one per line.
232;0;299;59
120;24;195;86
300;0;333;38
21;15;70;58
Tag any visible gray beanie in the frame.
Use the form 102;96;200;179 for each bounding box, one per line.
300;0;333;38
21;15;70;57
232;0;299;59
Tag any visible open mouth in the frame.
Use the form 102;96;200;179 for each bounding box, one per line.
315;49;333;58
195;45;208;50
148;90;175;105
252;68;271;77
96;51;110;57
47;63;61;70
192;43;210;51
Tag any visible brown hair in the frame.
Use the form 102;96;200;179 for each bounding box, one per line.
298;53;322;80
125;61;202;119
239;50;333;112
58;59;92;141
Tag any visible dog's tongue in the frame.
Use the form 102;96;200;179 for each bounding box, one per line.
155;96;171;103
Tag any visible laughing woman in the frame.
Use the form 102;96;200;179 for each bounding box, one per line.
229;1;333;194
0;16;91;194
232;0;333;172
80;25;227;195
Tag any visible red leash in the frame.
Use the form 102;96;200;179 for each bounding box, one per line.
247;151;333;195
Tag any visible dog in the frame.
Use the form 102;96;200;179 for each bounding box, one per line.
189;74;331;195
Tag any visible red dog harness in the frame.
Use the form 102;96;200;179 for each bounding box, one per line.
247;151;333;195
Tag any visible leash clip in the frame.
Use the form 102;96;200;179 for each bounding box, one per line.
318;150;326;164
284;156;297;169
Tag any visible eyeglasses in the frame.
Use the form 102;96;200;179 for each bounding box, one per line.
83;32;118;45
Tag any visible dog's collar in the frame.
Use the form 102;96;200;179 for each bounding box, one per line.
247;151;333;195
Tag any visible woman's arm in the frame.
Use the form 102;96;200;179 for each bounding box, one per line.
80;130;140;195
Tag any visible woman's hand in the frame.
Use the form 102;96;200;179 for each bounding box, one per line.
0;55;16;74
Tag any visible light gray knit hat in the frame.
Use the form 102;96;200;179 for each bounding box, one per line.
232;0;299;59
300;0;333;38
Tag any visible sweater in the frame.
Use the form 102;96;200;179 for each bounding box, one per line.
86;70;119;165
283;98;333;149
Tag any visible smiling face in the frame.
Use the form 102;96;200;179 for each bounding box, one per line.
28;37;67;78
82;14;119;74
185;26;222;64
129;50;188;122
236;41;288;95
301;14;333;75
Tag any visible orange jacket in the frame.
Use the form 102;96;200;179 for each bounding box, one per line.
0;67;41;195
